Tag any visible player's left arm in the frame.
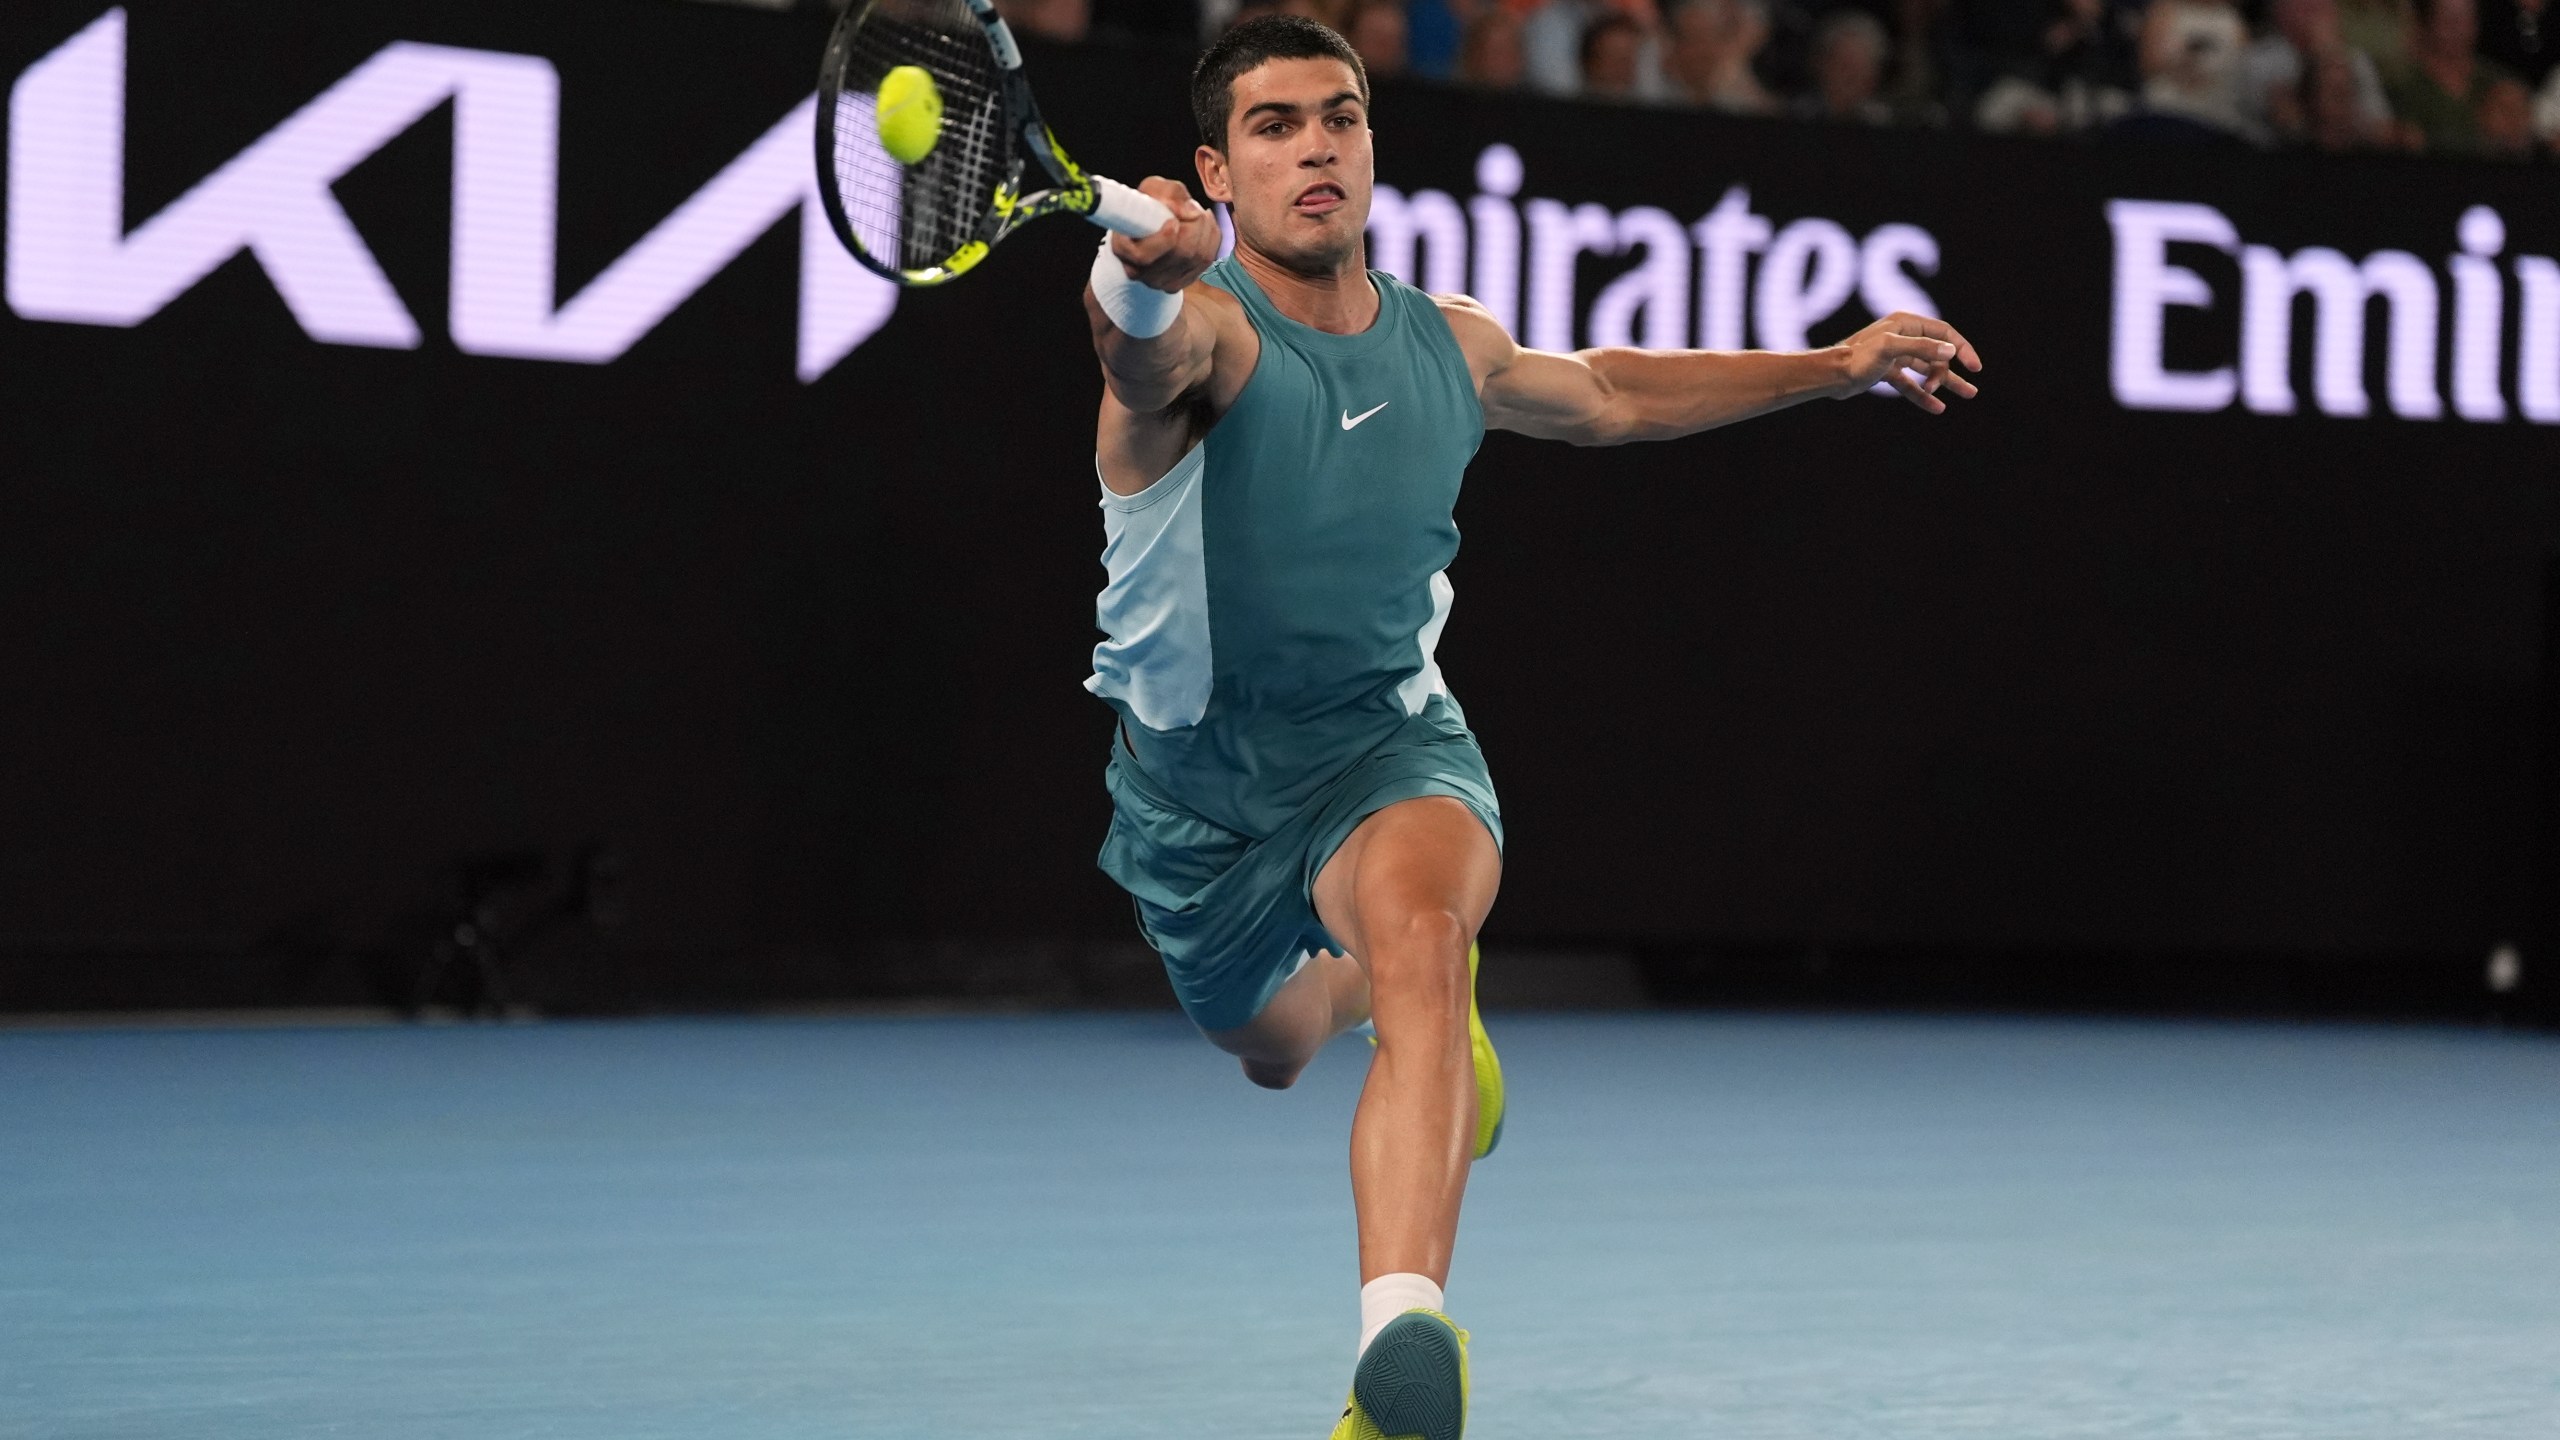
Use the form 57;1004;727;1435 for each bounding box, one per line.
1438;297;1982;445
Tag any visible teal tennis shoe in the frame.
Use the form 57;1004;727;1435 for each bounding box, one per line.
1328;1308;1469;1440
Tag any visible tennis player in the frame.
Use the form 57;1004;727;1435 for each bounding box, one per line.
1080;17;1980;1439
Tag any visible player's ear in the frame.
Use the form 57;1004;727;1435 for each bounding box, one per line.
1195;144;1233;205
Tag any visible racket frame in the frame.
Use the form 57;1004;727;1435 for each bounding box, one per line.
817;0;1161;286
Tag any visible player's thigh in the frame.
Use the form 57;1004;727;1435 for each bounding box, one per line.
1311;796;1501;970
1197;950;1341;1062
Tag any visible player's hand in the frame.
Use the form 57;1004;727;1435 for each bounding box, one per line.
1109;176;1220;295
1835;312;1983;414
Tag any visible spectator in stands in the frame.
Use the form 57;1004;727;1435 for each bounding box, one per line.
1581;10;1654;95
2245;0;2394;141
2476;71;2538;151
995;0;1090;40
1402;0;1467;76
1522;0;1585;92
2337;0;2415;71
1227;0;1327;31
2385;0;2523;150
1194;0;2560;159
1347;0;1412;75
1668;0;1783;110
1879;0;1954;119
1523;0;1672;98
1230;0;1351;32
2116;0;2258;140
1458;6;1532;86
1793;9;1897;120
2296;39;2377;143
1966;0;2138;134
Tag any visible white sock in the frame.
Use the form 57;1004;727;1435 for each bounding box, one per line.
1358;1272;1445;1357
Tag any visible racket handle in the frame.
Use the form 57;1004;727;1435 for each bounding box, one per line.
1087;176;1176;238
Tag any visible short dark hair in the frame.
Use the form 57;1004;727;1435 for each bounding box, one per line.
1191;14;1371;152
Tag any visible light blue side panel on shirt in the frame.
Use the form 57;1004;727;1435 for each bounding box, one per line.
1085;444;1212;731
1394;569;1456;716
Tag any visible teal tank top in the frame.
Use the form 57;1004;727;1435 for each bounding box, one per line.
1086;257;1486;838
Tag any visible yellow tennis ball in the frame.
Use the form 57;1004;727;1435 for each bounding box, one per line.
874;65;944;166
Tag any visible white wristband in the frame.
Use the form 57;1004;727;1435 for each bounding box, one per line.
1089;239;1184;339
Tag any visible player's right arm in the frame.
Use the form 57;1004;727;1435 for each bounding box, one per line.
1085;176;1222;412
1085;177;1243;496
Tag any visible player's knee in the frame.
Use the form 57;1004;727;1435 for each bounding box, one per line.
1240;1056;1303;1090
1388;905;1473;962
1206;1020;1320;1081
1368;907;1472;1006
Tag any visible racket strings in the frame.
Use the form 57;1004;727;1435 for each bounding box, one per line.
823;0;1013;276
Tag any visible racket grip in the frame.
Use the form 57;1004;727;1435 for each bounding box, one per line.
1087;176;1176;238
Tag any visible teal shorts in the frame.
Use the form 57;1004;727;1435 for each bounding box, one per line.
1098;701;1503;1033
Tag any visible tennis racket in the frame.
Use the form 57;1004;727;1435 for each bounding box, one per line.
816;0;1175;286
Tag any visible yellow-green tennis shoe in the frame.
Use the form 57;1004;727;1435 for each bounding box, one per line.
1328;1308;1470;1440
1369;942;1503;1159
1464;943;1503;1158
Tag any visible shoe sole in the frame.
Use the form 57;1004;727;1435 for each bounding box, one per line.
1353;1312;1465;1440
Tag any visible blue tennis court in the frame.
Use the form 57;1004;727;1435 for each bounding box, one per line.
6;1013;2555;1438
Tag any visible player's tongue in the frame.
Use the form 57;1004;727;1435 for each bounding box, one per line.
1294;183;1344;214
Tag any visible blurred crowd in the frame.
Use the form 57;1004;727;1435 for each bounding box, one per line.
995;0;2560;158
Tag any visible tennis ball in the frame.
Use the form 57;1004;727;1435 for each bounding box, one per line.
875;65;944;166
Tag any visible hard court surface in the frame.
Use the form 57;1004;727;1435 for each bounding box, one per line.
5;1012;2556;1439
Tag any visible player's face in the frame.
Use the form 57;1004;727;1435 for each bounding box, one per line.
1196;57;1374;277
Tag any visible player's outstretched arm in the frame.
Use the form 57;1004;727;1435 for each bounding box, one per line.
1084;176;1228;416
1442;298;1983;445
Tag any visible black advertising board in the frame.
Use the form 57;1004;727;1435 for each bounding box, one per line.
5;1;2557;997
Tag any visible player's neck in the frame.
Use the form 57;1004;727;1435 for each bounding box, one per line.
1234;242;1379;337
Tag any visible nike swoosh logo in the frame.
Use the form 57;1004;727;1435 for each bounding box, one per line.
1341;401;1390;430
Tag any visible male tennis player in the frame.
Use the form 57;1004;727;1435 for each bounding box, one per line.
1080;17;1980;1440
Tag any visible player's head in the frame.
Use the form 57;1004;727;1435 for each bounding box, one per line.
1190;16;1374;278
